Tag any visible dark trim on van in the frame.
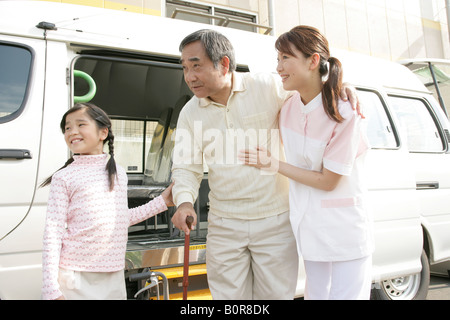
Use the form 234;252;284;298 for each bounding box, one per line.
75;47;182;66
0;41;35;125
72;46;250;72
356;87;401;150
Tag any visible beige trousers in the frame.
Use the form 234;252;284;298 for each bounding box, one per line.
58;268;127;300
206;211;299;300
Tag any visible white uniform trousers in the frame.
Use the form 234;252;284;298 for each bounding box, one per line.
303;255;372;300
206;211;299;300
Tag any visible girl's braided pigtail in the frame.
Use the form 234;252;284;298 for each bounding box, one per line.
106;130;117;191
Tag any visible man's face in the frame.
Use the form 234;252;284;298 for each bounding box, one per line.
181;41;229;103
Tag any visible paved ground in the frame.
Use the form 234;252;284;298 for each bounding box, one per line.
427;276;450;300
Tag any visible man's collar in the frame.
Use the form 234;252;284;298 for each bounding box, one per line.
199;71;246;108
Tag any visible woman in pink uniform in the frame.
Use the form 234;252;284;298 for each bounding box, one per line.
240;26;373;299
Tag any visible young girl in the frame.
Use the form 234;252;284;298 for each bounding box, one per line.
41;103;174;300
239;26;373;299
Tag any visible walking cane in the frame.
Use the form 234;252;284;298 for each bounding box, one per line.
183;215;194;300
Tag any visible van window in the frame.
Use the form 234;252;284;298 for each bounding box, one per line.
357;89;398;149
110;119;157;173
388;95;445;152
0;43;32;122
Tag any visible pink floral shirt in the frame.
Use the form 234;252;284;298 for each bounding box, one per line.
42;154;167;300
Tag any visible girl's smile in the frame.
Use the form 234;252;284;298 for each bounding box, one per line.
70;138;83;144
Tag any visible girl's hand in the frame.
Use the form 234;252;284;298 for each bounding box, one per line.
161;182;175;207
238;146;279;172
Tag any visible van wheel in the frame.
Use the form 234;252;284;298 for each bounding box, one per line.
371;250;430;300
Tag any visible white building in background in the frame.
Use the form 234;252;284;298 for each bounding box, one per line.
34;0;450;61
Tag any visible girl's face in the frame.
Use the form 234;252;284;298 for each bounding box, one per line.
63;108;108;155
276;44;317;92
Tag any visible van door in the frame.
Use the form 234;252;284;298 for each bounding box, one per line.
388;95;450;263
357;89;423;281
0;37;45;241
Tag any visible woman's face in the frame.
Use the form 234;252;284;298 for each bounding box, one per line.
276;43;315;92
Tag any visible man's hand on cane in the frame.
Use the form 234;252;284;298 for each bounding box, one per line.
171;202;197;235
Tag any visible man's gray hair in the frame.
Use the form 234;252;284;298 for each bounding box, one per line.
179;29;236;72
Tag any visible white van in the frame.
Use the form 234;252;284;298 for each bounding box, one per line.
0;1;449;300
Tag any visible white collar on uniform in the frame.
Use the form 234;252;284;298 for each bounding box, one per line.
299;92;322;114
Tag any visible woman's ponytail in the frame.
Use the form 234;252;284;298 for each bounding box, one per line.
322;57;344;123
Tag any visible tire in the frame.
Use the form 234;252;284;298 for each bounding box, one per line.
371;250;430;300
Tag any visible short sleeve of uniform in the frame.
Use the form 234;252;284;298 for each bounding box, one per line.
323;101;367;176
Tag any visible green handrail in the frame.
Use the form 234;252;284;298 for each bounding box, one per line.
73;70;96;103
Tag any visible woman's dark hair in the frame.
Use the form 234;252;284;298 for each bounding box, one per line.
40;103;117;191
275;25;343;123
179;29;236;73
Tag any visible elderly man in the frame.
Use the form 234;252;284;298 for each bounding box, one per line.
171;29;358;300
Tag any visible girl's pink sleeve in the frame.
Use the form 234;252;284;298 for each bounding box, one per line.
128;195;168;226
41;175;69;300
